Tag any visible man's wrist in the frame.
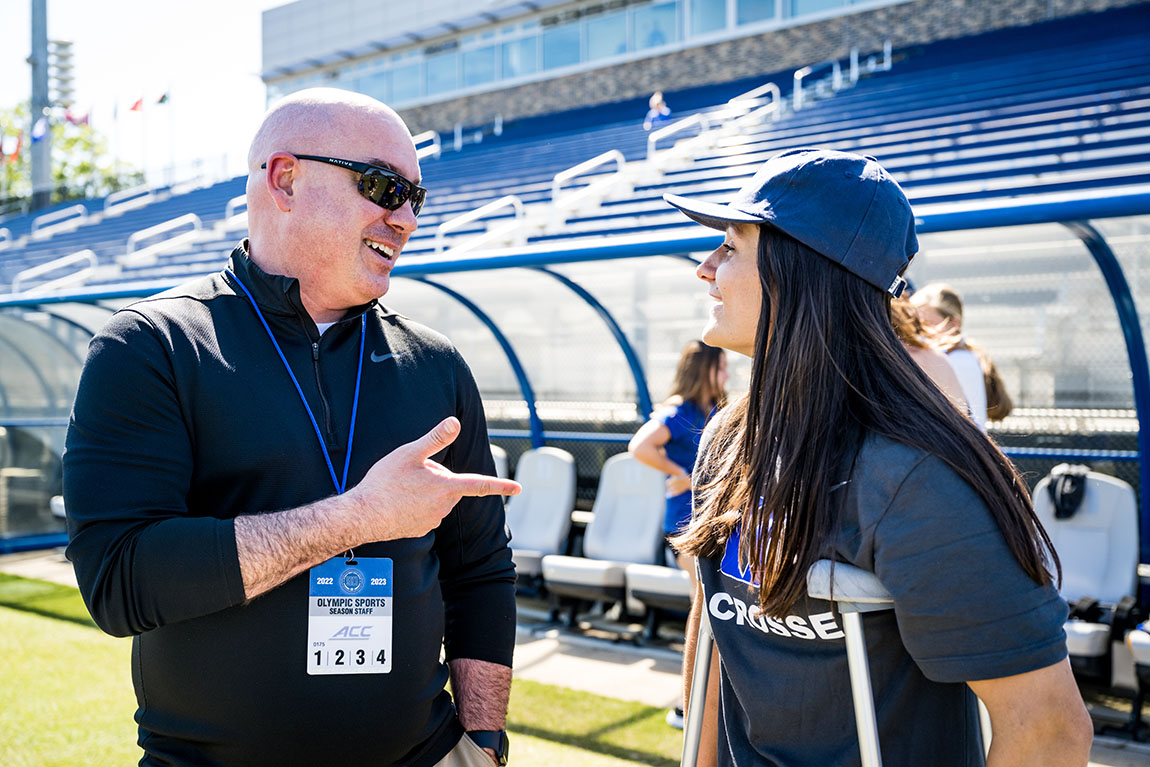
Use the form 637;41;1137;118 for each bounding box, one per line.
467;730;508;765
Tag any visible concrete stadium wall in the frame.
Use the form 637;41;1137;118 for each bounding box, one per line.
399;0;1148;134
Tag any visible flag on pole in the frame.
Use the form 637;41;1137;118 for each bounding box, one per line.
31;117;48;143
156;92;170;105
2;132;21;162
129;98;144;112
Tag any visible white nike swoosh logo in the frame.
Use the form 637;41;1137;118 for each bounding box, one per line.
370;351;398;363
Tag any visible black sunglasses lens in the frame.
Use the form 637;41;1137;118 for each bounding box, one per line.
359;171;396;208
410;188;426;215
358;167;424;214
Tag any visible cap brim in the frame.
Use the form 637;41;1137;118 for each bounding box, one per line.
663;193;764;231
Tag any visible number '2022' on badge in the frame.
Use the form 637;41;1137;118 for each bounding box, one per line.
307;557;393;675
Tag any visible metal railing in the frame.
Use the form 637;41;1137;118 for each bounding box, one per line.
552;150;627;203
216;194;248;234
30;204;89;239
793;59;843;111
647;113;713;160
122;213;203;265
225;194;247;220
103;184;156;217
792;41;890;112
12;249;98;293
414;130;441;160
436;195;526;254
729;82;783;126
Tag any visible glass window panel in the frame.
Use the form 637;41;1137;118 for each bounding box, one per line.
391;62;422;103
425;51;459;96
586;10;629;61
737;0;775;24
691;0;727;35
632;2;679;52
542;22;581;70
462;46;497;87
502;36;539;78
356;70;391;102
791;0;845;15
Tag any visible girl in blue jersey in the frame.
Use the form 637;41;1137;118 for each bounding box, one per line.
630;340;728;552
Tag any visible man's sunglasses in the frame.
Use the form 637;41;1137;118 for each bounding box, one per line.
261;154;427;215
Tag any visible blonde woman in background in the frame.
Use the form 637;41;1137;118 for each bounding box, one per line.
912;282;1013;429
891;297;968;413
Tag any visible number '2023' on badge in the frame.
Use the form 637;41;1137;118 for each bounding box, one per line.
307;557;393;675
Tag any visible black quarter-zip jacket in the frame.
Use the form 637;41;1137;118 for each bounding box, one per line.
63;244;515;766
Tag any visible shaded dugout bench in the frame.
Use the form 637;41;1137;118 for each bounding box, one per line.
1;191;1148;597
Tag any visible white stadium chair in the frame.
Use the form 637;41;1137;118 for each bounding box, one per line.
541;453;665;624
503;447;577;578
1033;466;1139;687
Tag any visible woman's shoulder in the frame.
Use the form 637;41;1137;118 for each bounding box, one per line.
851;434;986;520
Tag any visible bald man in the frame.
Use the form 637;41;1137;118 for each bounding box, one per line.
64;89;520;767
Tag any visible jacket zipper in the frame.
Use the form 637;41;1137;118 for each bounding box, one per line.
311;339;336;446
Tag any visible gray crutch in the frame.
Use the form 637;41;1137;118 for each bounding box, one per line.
678;562;889;767
807;559;896;767
681;607;714;767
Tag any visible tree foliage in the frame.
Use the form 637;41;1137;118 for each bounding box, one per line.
1;102;143;212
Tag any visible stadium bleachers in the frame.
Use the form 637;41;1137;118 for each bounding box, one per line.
1;4;1146;294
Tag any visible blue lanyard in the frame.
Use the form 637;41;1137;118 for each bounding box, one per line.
227;269;365;495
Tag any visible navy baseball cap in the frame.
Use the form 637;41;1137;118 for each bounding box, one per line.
664;148;918;297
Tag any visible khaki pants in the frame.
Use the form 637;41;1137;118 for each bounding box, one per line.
432;734;497;767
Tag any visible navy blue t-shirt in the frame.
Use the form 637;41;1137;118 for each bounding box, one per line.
696;431;1068;767
653;399;710;534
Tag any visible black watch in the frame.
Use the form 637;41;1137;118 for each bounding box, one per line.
467;729;509;765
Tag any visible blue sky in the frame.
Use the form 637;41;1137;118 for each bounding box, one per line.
2;0;286;181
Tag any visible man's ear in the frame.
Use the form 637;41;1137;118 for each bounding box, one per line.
264;153;298;213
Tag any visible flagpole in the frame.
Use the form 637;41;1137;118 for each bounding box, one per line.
141;100;149;187
165;88;175;185
113;97;120;186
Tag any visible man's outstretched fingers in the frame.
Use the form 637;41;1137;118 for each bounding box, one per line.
411;416;462;458
453;473;522;497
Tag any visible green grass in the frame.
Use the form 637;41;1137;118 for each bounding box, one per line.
0;580;138;767
0;574;682;766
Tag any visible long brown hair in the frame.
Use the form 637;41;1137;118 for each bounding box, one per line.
667;340;726;411
672;226;1057;617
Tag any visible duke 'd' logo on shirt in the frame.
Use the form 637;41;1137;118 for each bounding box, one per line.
712;525;844;641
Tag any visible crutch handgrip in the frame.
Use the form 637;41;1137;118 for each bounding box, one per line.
807;560;893;611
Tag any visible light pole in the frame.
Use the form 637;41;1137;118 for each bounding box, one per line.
29;0;52;210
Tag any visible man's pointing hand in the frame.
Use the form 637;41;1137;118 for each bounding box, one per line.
347;416;521;541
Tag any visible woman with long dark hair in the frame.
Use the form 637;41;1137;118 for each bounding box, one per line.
664;149;1091;766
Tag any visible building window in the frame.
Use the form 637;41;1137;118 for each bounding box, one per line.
502;36;539;78
542;21;581;70
690;0;727;35
586;10;629;61
631;2;678;52
737;0;775;25
357;70;391;103
791;0;846;14
391;61;423;103
426;50;459;96
462;45;498;87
